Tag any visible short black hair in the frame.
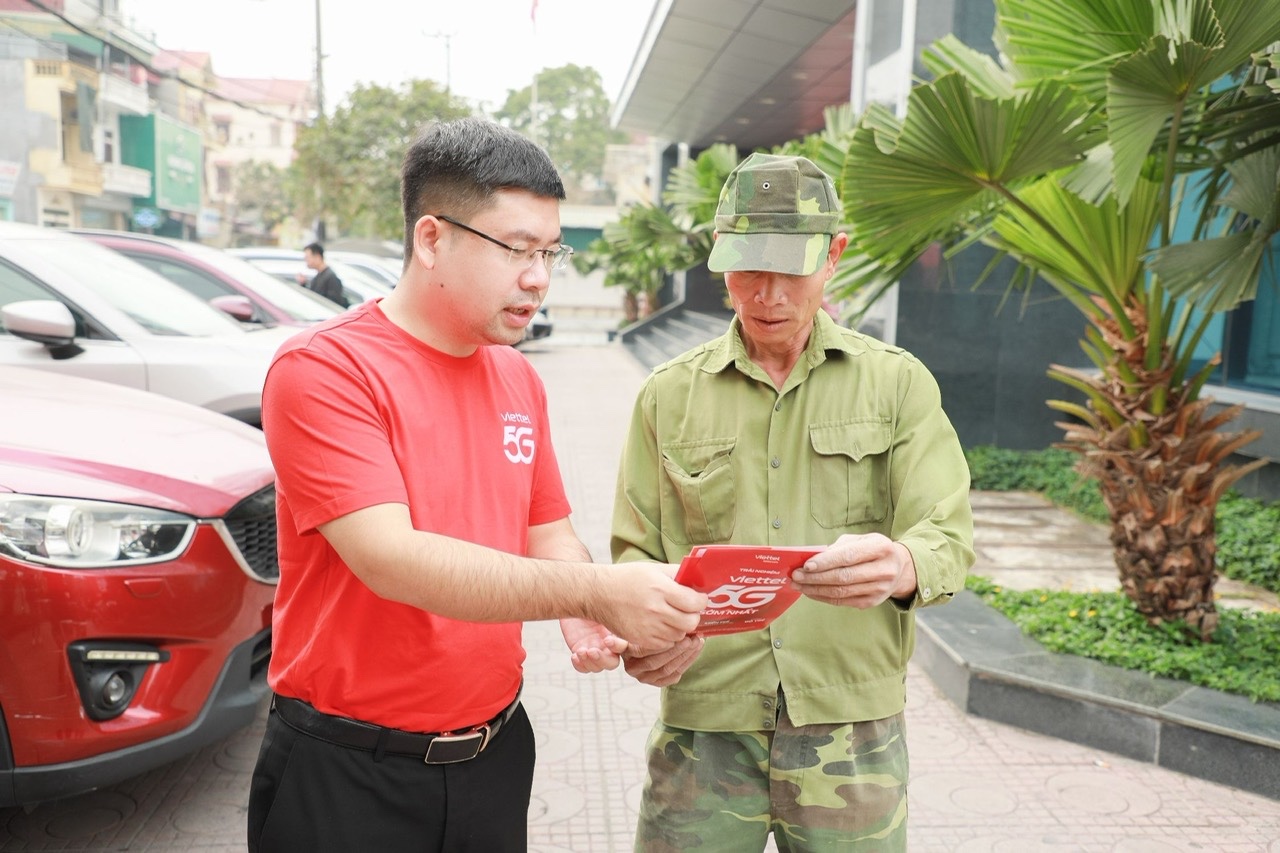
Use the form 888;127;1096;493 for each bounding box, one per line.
399;117;565;259
303;242;324;257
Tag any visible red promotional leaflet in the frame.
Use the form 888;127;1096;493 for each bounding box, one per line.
674;545;824;636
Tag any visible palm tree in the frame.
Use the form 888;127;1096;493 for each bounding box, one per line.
572;144;735;320
837;0;1280;640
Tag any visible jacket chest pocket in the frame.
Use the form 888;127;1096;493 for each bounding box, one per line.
809;421;891;529
661;438;737;544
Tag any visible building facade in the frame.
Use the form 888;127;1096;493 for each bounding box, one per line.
611;0;1280;500
0;0;310;245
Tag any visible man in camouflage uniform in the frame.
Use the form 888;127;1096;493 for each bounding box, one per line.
611;153;975;851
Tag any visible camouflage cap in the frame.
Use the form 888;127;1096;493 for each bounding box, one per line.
707;153;841;276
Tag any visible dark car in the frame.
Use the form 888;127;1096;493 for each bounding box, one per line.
516;306;553;346
0;366;278;807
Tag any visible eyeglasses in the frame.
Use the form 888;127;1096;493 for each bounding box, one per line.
433;214;574;272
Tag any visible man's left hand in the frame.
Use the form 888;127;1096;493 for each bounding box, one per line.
790;533;917;608
560;617;627;673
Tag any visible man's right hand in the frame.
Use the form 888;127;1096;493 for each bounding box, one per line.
595;562;705;651
620;635;705;687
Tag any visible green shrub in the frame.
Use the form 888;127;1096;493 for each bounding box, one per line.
965;576;1280;704
1216;492;1280;593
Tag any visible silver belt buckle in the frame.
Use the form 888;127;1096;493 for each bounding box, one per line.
423;725;490;764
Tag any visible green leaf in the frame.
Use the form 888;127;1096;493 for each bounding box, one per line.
662;143;740;220
920;34;1016;99
1107;36;1217;208
995;0;1155;98
991;177;1161;305
1061;143;1118;203
1198;0;1280;81
842;73;1095;263
1149;146;1280;311
1217;145;1280;222
1148;232;1268;312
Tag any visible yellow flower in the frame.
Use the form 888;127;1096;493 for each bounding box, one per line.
1087;609;1097;618
1069;609;1079;618
1039;594;1048;602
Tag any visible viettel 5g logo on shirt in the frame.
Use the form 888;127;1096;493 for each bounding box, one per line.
501;412;535;464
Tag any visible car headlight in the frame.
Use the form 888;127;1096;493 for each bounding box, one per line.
0;495;196;568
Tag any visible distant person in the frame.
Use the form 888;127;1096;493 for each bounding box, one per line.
610;153;976;851
245;117;705;853
301;241;348;307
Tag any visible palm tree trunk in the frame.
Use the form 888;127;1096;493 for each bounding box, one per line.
622;291;640;322
1053;301;1264;643
1093;469;1219;641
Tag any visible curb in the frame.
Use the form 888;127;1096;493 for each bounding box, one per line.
915;591;1280;801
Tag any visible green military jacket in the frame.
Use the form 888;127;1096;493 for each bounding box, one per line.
611;311;975;731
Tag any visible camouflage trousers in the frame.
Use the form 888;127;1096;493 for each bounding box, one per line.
634;702;908;852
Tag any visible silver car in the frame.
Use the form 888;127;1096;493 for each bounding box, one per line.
228;247;393;307
328;250;403;288
0;223;295;427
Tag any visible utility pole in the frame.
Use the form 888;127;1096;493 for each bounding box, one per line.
530;69;539;147
314;0;326;242
314;0;324;116
425;31;454;94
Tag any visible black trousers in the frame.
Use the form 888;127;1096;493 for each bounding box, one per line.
247;702;535;852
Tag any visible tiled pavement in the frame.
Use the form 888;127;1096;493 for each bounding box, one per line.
2;334;1279;851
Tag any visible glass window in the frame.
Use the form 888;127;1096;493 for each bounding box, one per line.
1242;240;1280;390
177;244;339;322
0;259;111;340
26;239;243;337
123;253;235;302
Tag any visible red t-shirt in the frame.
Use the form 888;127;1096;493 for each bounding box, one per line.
262;300;570;732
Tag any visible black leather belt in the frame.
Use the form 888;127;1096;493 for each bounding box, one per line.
273;686;522;765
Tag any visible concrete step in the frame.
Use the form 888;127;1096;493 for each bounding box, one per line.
681;310;733;336
622;334;671;372
619;308;733;369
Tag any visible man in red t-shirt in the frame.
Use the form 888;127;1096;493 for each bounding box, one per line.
247;117;706;853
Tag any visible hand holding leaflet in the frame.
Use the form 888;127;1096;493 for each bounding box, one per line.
673;545;823;636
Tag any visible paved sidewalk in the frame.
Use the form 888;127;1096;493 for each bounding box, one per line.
2;337;1278;852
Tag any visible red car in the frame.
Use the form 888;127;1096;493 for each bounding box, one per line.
71;229;339;328
0;367;278;807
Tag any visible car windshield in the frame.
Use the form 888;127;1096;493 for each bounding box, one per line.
179;243;340;322
35;237;245;337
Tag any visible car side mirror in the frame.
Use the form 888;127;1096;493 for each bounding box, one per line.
2;300;84;359
209;294;258;323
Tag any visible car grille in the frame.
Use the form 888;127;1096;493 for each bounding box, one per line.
224;485;279;582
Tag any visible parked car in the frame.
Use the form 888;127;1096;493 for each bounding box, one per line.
228;247;393;307
0;222;294;427
0;366;278;807
71;229;340;328
328;250;402;288
516;306;554;346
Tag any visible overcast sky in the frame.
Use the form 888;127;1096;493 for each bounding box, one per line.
120;0;655;113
